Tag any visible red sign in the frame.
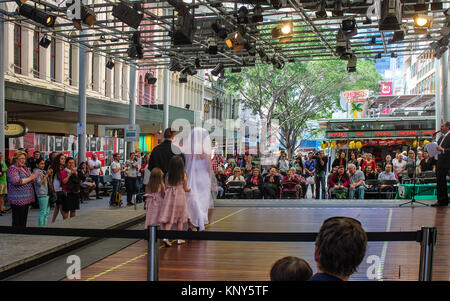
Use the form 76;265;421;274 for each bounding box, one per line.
375;132;393;137
380;82;393;95
342;90;369;103
329;132;347;137
421;130;435;135
397;131;418;136
356;132;365;136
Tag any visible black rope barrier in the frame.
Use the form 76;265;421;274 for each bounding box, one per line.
0;226;421;243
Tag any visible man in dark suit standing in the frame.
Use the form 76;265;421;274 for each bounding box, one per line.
148;128;184;178
432;121;450;207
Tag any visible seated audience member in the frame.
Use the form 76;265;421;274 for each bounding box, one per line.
418;150;436;174
327;166;338;188
332;151;347;169
415;151;423;175
295;167;307;198
225;165;233;178
361;153;376;172
347;164;365;200
78;161;96;200
281;168;300;195
264;167;281;199
226;167;246;185
215;167;227;199
243;169;264;199
310;217;367;281
347;152;358;170
377;164;397;199
356;154;363;170
278;153;290;176
329;166;349;199
382;154;392;170
363;164;378;198
406;150;416;179
375;164;383;175
270;256;313;281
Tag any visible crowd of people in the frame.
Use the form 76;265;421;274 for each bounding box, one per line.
211;146;439;200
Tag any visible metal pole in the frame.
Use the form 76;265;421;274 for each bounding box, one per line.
0;13;5;155
435;57;442;130
147;225;160;281
441;49;449;123
418;226;437;281
162;8;170;131
77;41;87;164
128;64;137;155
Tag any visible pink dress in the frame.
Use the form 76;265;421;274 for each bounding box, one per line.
159;180;188;226
144;187;164;228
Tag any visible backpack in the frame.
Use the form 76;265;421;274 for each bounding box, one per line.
114;192;122;207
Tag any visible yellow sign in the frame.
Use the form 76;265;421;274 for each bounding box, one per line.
5;122;27;137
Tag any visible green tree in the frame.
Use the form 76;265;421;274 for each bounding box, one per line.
225;58;382;157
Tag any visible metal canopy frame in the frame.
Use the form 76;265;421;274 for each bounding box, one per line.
1;0;450;71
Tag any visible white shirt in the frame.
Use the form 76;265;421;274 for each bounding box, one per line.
143;168;151;186
111;161;121;180
88;159;102;176
393;160;406;174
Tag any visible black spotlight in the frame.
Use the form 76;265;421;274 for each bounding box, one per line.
185;104;191;110
100;35;106;42
112;3;143;29
206;37;218;55
431;1;443;11
195;58;202;69
106;59;115;69
179;72;188;83
271;0;283;9
342;18;357;37
39;35;51;48
182;66;197;76
332;0;343;17
70;3;96;30
145;72;157;84
252;4;263;23
369;36;376;45
211;63;224;76
211;20;228;39
316;0;327;18
231;67;242;73
127;32;143;59
246;43;257;56
169;59;183;72
18;3;56;27
237;6;249;24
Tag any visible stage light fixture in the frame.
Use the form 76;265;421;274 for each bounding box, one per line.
100;35;106;42
106;59;115;69
185;104;191;110
272;21;293;41
379;0;402;32
391;30;405;43
271;56;285;70
173;12;195;45
211;63;224;76
316;0;327;18
431;1;443;11
341;18;357;38
145;72;157;84
258;48;270;64
270;0;283;9
127;32;143;59
112;3;143;29
211;20;228;39
39;35;51;48
332;0;343;17
179;72;188;83
169;59;184;72
70;4;96;30
252;4;263;23
237;6;249;24
168;0;190;16
182;66;197;76
246;43;257;56
347;54;357;72
414;14;433;34
231;67;242;73
18;3;56;27
195;58;202;69
219;69;226;79
206;37;218;55
225;30;246;52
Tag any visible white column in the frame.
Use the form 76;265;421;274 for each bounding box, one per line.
40;36;50;81
21;26;33;77
55;37;64;83
122;64;129;101
4;22;14;74
114;61;122;100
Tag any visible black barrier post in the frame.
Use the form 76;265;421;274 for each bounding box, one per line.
418;227;437;281
147;225;159;281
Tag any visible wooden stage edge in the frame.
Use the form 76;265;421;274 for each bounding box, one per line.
64;206;450;281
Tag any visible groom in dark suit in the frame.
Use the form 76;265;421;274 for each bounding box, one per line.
432;121;450;207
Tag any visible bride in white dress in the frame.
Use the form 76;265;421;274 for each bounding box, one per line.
183;127;215;231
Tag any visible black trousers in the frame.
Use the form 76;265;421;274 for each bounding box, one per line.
91;175;100;198
264;183;279;199
436;167;449;205
125;177;137;204
11;204;29;227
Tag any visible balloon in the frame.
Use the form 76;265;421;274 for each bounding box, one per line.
331;141;337;149
423;140;430;146
413;140;418;147
349;141;355;149
355;141;362;149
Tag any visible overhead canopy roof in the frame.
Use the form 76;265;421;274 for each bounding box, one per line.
1;0;448;70
368;94;436;109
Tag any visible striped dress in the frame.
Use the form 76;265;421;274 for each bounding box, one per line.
7;164;35;206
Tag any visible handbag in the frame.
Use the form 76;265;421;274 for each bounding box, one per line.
306;176;315;185
47;179;57;206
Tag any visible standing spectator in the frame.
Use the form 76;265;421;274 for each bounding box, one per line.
243;169;263;199
378;164;397;199
329;166;350;199
310;217;367;281
296;166;307;199
416;151;423;175
148;128;184;179
6;151;40;227
277;153;290;176
356;153;364;170
125;152;139;206
315;150;328;200
78;162;96;201
88;153;102;199
433;121;450;207
270;256;313;281
382;154;392;170
406;150;416;179
392;153;406;182
110;153;123;206
304;152;316;199
293;155;304;170
33;158;52;226
264;167;281;199
418;151;436;174
375;164;383;175
26;150;41;171
361;153;376;172
332;151;347;168
51;154;68;223
347;163;365;200
44;152;57;171
0;152;8;215
347;152;358;169
62;157;80;220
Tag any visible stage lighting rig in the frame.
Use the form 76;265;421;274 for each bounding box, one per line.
112;3;143;29
341;18;357;38
237;6;249;24
206;37;218;55
252;4;263;23
211;63;224;76
270;0;284;10
168;0;190;16
431;0;443;11
211;20;228;39
413;14;433;34
225;30;246;52
379;0;402;32
127;32;143;59
179;72;188;83
39;35;51;48
106;59;115;69
347;54;357;72
169;59;184;72
316;0;327;18
18;3;56;27
182;66;197;76
145;72;157;84
332;0;343;17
